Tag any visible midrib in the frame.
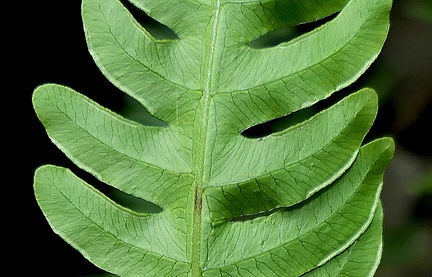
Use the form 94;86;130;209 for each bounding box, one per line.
191;0;222;276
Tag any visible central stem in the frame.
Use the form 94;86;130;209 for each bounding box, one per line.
191;1;222;276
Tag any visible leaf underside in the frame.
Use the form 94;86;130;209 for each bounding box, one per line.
33;0;394;276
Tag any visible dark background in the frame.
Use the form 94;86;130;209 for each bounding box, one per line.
14;0;431;276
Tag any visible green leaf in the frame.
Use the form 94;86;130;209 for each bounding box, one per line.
305;202;385;277
33;0;394;276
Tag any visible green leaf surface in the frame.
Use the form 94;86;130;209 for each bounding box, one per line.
33;0;394;276
305;202;385;277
